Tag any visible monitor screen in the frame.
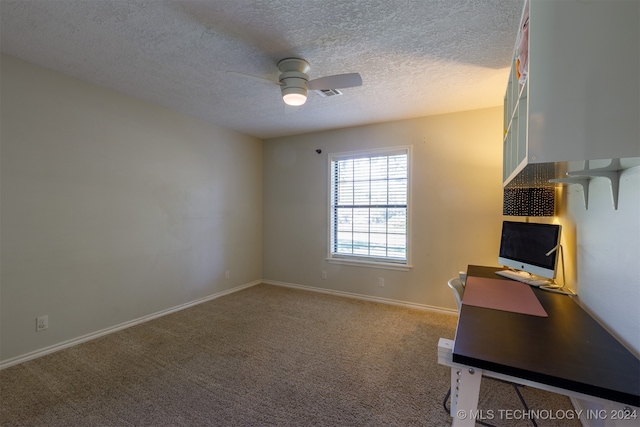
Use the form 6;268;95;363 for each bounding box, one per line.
498;221;562;279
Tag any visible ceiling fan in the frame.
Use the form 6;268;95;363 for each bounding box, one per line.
228;58;362;106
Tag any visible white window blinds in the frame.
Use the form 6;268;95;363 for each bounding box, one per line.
330;148;409;264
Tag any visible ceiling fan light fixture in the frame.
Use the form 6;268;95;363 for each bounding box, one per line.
281;86;307;106
229;57;361;108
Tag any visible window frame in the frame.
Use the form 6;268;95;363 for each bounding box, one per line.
326;146;412;271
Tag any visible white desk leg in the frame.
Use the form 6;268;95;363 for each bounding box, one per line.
451;366;483;427
450;367;459;417
437;339;484;427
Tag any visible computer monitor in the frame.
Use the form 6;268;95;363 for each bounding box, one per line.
498;221;562;279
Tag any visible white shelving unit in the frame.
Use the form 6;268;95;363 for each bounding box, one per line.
502;0;639;209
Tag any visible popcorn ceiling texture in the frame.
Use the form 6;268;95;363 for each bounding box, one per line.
1;0;524;138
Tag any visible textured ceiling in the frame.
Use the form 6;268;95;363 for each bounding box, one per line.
1;0;524;139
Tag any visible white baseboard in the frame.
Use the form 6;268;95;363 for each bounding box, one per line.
0;280;261;370
571;397;593;427
569;396;640;427
1;279;456;370
262;279;458;316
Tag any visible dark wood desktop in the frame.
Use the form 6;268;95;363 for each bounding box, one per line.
453;265;640;407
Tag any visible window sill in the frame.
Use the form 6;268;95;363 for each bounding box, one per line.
326;257;412;271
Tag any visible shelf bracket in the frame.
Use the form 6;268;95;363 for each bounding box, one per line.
549;178;590;209
563;159;623;210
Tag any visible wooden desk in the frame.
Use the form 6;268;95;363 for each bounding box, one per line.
439;265;639;426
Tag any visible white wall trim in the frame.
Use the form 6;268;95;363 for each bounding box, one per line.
0;280;262;370
262;279;458;316
570;397;592;427
1;279;458;370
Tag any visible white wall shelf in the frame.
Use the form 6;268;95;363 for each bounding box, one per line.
549;177;590;210
549;159;639;210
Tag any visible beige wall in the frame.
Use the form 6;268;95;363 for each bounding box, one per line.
262;109;640;355
560;165;640;354
3;53;636;368
262;108;505;309
0;55;263;362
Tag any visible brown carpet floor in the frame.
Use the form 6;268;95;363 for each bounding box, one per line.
0;284;580;426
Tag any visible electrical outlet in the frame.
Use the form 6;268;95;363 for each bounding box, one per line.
225;271;230;280
36;315;48;332
378;278;385;287
321;271;327;280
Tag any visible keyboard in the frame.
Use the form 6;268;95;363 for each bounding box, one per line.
495;269;551;287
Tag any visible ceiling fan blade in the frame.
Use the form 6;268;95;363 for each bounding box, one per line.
307;73;362;90
225;71;283;86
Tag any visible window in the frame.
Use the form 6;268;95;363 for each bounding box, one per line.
329;147;410;268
